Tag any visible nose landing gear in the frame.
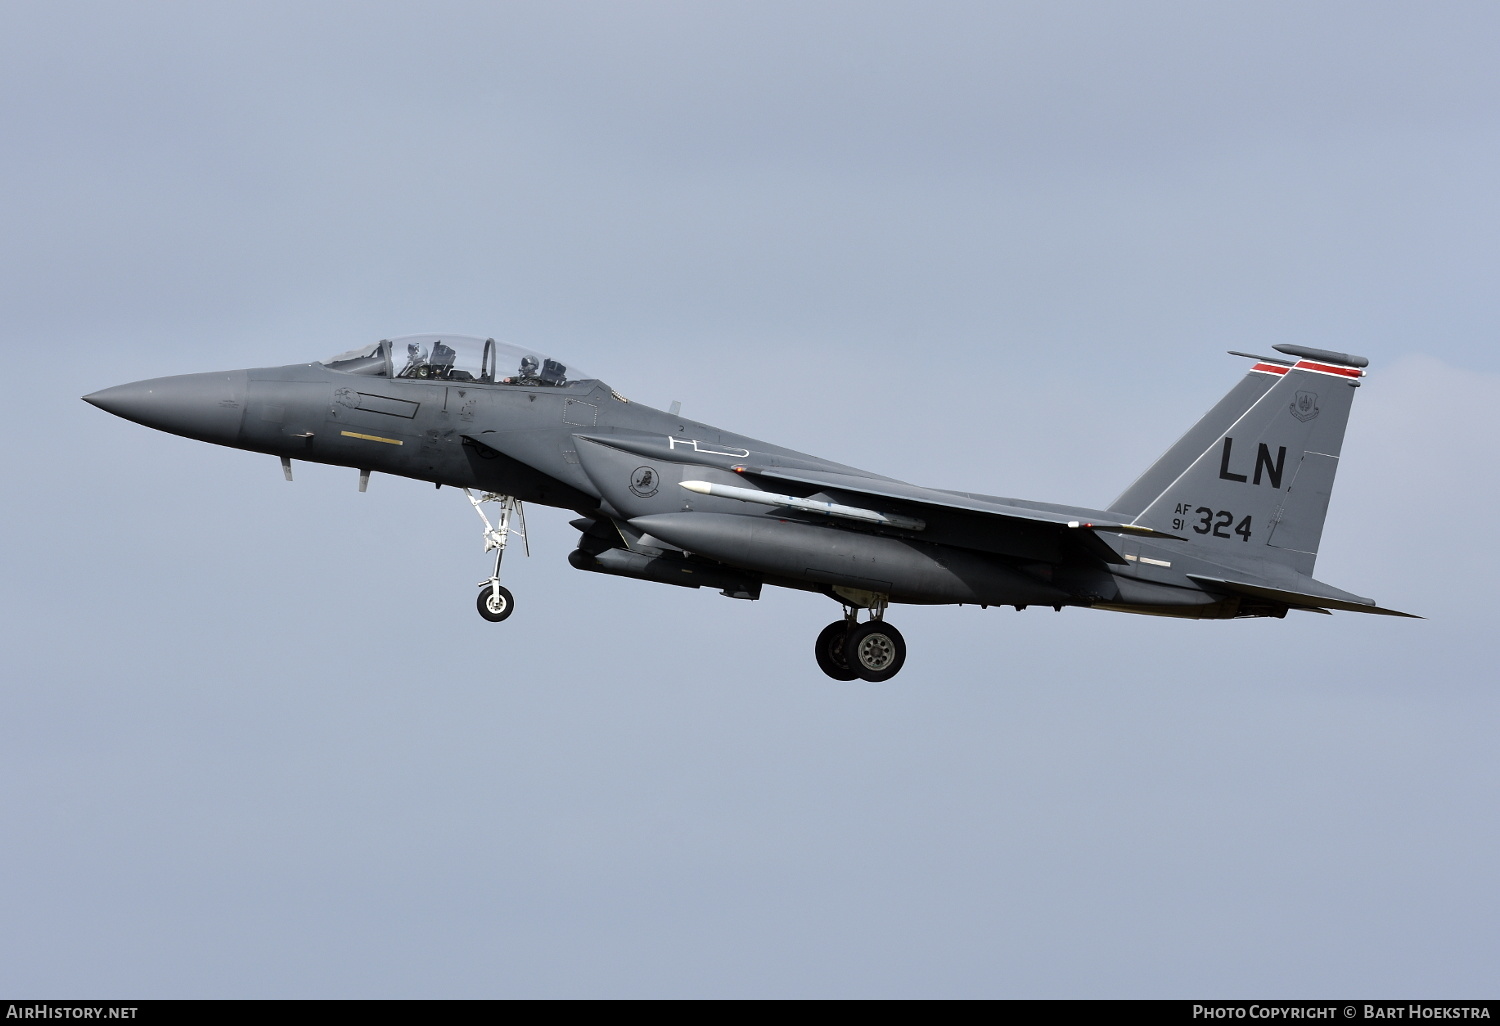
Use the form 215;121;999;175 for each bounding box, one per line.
476;583;515;622
467;490;527;622
814;597;907;682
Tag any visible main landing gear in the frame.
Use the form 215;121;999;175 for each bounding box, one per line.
467;490;527;623
815;600;907;682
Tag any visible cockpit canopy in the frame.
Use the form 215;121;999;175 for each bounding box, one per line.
321;334;593;387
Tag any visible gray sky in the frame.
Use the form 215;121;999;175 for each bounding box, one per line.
2;1;1497;997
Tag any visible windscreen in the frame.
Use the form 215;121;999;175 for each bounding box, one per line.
322;335;592;387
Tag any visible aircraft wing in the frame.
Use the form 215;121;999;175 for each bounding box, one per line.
727;463;1182;561
1186;575;1422;618
569;432;1177;565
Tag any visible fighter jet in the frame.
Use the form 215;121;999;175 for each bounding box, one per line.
83;336;1415;681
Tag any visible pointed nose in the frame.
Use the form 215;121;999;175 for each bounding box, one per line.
83;370;248;446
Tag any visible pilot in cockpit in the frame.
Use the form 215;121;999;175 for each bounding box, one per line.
502;356;544;386
429;339;457;378
402;341;429;378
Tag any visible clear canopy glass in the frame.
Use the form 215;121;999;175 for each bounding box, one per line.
321;334;592;387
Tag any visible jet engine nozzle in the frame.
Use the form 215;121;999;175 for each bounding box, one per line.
83;371;249;447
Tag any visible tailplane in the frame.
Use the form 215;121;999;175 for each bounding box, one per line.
1124;345;1369;576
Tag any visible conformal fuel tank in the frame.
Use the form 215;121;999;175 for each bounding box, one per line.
629;512;1067;606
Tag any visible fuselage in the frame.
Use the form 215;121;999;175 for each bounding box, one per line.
82;336;1413;681
84;353;1258;617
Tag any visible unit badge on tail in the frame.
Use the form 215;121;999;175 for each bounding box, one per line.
1290;390;1320;422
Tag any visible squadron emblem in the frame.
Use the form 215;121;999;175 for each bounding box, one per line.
1289;390;1320;422
629;466;660;498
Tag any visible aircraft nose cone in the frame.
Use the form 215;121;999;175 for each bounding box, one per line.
83;370;248;445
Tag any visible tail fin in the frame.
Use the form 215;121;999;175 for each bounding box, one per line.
1127;346;1368;576
1110;352;1292;515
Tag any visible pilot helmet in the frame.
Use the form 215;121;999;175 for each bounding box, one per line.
519;356;539;376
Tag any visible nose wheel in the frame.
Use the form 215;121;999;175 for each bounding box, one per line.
476;583;515;622
814;601;907;681
466;490;527;623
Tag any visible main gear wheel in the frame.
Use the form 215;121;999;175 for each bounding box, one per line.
814;620;858;680
844;621;906;681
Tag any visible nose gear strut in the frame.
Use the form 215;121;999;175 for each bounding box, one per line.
466;490;528;622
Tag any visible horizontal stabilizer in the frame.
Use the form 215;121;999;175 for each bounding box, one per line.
1186;575;1420;618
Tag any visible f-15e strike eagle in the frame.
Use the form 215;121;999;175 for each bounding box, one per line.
84;336;1414;681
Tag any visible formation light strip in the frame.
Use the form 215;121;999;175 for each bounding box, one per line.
340;430;403;445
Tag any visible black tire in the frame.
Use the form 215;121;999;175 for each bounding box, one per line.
476;584;515;622
844;621;907;682
814;620;858;681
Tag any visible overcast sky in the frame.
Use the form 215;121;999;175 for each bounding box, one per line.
2;1;1497;998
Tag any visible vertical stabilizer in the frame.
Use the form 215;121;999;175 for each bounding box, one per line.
1128;348;1368;576
1110;353;1291;515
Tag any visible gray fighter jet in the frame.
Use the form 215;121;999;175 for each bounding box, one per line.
83;336;1415;681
